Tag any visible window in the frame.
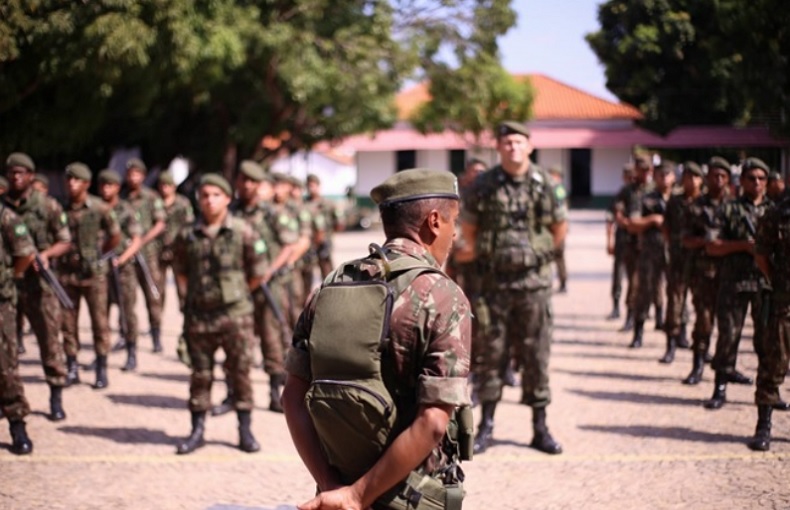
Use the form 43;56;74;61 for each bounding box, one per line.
396;150;416;172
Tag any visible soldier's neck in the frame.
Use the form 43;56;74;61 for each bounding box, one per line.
6;186;31;204
501;161;530;178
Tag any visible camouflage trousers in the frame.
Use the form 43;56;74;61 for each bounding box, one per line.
158;253;186;312
299;261;317;309
711;289;767;375
634;248;666;323
318;252;334;279
0;300;30;420
253;283;291;376
185;311;255;412
135;252;163;331
287;271;304;328
610;242;627;303
455;262;484;372
623;245;639;311
755;299;790;406
61;276;111;357
108;263;138;346
664;255;690;337
690;273;719;356
18;286;67;386
554;242;567;286
477;286;552;408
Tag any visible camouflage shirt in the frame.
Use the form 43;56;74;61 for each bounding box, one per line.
233;200;298;267
710;195;773;293
286;237;471;473
756;195;790;300
124;186;165;258
639;189;669;253
0;206;36;300
685;192;726;278
664;192;696;255
161;194;194;257
59;195;121;284
111;200;143;263
612;181;655;247
306;196;342;239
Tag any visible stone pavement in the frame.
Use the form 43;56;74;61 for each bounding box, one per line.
2;210;789;510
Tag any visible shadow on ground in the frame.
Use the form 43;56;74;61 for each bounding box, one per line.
555;368;679;383
57;425;179;445
137;371;191;383
566;388;752;408
576;424;790;445
106;393;185;409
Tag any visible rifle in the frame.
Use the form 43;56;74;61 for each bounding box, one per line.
134;252;161;301
34;254;75;310
260;280;289;333
101;252;129;340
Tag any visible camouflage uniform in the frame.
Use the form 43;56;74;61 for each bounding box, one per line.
2;190;69;387
172;213;267;413
272;200;310;325
108;200;143;348
605;203;630;313
632;189;668;329
305;195;343;278
552;180;569;290
663;193;693;341
158;194;194;310
295;201;320;306
59;195;121;358
0;206;35;421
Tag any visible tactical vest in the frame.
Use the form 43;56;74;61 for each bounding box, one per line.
185;217;251;314
0;207;15;300
11;191;51;250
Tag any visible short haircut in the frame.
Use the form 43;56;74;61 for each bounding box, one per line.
381;198;456;239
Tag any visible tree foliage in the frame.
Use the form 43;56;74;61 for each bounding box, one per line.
586;0;790;135
0;0;521;174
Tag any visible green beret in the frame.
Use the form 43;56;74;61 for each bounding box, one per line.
126;157;147;173
98;169;122;185
707;156;731;174
6;152;35;171
33;173;49;187
548;165;563;177
743;157;769;175
199;173;232;197
65;162;92;181
497;121;530;139
0;176;8;189
271;172;291;183
682;161;703;177
371;168;459;206
288;175;304;188
239;160;265;182
158;171;175;186
656;160;676;175
306;174;320;184
768;171;783;182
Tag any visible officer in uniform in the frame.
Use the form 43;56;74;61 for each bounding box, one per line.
172;174;267;455
282;168;471;510
58;163;121;389
305;174;344;278
680;157;731;385
3;153;71;420
123;158;166;353
157;170;194;310
605;165;635;320
0;203;36;453
98;169;143;371
704;157;775;409
548;165;569;293
457;121;567;455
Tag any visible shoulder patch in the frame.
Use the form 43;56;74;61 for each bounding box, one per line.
278;214;289;226
60;212;67;225
14;224;28;236
555;186;567;201
254;239;267;255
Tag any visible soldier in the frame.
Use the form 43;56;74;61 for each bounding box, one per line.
290;176;320;304
172;174;267;455
305;173;344;278
623;161;674;349
0;203;36;454
457;121;567;455
548;165;569;293
32;174;49;196
157;171;194;310
704;157;775;410
605;165;635;320
660;162;704;363
282;169;471;510
59;162;121;389
3;153;70;420
98;169;143;371
767;171;785;201
751;190;790;450
681;157;731;385
0;176;7;195
123;158;166;353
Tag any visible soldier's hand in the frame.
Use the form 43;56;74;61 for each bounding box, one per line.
606;243;615;256
298;486;366;510
34;253;49;272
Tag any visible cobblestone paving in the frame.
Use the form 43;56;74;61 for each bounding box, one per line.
2;210;789;509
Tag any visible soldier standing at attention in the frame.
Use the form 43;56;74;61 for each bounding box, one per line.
98;169;143;371
123;158;166;353
681;157;731;385
3;153;71;420
0;204;36;454
751;189;790;450
290;176;320;304
457;121;567;455
305;174;344;278
548;165;569;293
767;171;785;201
59;163;120;389
156;171;194;311
282;169;471;510
605;165;635;320
32;174;49;196
660;162;704;363
704;158;775;410
172;174;267;455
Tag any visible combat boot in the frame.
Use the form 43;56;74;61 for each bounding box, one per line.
176;411;206;455
473;402;496;454
111;336;126;352
65;356;80;386
704;372;727;410
606;301;621;320
211;388;235;417
658;334;676;364
48;384;66;421
748;405;772;451
682;352;705;385
726;370;753;385
269;373;285;413
676;323;690;349
93;355;108;390
620;309;634;332
503;364;517;387
629;320;644;348
121;343;137;372
237;410;261;453
654;306;664;331
151;328;163;353
772;398;790;411
9;419;33;455
530;407;562;455
17;328;25;355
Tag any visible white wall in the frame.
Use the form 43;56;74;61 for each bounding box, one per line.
269;152;356;197
466;147;498;167
416;150;448;171
356;152;394;197
592;147;632;195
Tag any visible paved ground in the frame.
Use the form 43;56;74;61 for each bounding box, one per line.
2;210;789;510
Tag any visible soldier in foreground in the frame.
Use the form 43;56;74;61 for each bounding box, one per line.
458;121;567;455
3;153;71;420
282;168;471;510
172;174;267;454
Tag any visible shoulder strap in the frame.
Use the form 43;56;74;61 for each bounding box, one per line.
385;256;444;298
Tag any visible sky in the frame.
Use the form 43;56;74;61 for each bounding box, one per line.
498;0;616;101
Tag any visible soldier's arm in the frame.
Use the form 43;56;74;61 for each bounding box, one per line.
755;209;777;282
117;234;142;266
243;226;267;291
140;196;167;247
453;221;477;263
551;220;568;249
